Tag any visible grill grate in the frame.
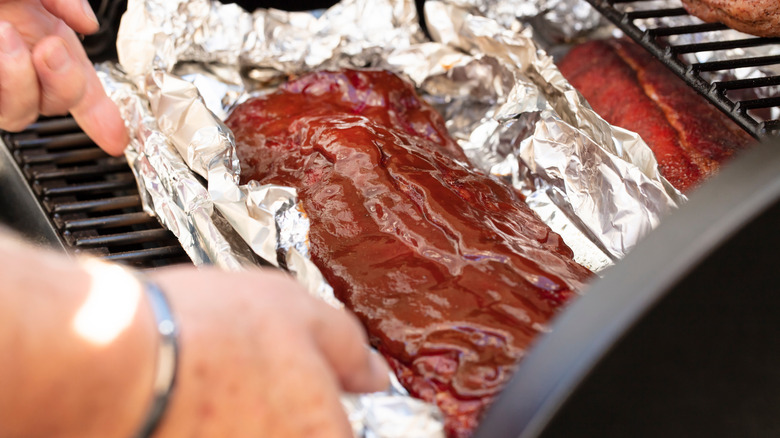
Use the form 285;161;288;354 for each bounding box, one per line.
585;0;780;139
1;116;189;269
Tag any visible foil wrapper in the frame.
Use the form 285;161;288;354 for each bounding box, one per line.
97;63;255;270
419;1;683;260
455;0;780;119
434;0;604;43
108;0;689;435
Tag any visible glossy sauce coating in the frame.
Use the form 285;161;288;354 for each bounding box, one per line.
227;70;592;437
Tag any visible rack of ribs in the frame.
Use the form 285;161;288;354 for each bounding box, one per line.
226;69;592;437
558;38;754;192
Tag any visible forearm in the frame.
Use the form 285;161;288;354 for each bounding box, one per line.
0;231;156;437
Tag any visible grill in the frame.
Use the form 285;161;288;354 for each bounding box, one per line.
0;2;778;438
585;0;780;139
0;117;188;269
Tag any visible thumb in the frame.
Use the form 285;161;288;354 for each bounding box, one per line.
41;0;101;35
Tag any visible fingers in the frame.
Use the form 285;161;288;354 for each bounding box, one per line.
149;266;358;438
40;0;100;35
0;22;40;132
255;269;391;394
308;300;391;394
274;344;356;438
0;20;128;154
31;36;86;117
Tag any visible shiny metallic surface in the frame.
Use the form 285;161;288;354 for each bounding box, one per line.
98;64;253;269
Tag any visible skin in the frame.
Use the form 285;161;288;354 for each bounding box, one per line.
0;229;389;438
0;0;128;154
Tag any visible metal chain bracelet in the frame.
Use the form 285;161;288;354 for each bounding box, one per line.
132;273;179;438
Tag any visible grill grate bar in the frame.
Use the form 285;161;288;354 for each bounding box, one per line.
21;147;108;165
13;133;91;150
625;7;688;20
45;194;140;214
761;120;780;132
24;118;80;134
58;212;156;231
646;22;728;37
735;96;780;111
30;159;128;181
73;228;174;248
101;245;187;263
670;38;780;55
690;55;780;73
35;176;136;196
713;76;780;91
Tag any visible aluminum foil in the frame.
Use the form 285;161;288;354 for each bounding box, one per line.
419;1;684;259
97;63;255;270
108;0;690;435
454;0;780;118
434;0;604;43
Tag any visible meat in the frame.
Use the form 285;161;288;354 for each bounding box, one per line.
681;0;780;37
558;38;754;192
226;69;592;437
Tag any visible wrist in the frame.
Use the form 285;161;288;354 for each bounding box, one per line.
0;240;157;437
71;259;160;438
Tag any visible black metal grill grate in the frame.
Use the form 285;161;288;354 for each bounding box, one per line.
1;116;189;269
585;0;780;139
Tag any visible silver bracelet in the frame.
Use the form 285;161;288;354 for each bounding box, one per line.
134;274;179;438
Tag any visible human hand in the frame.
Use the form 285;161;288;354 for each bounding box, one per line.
0;0;128;154
149;266;390;437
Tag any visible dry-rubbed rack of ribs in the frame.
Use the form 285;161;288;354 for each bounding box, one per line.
584;0;780;139
559;38;755;192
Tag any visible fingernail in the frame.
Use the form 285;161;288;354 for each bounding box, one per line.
44;40;71;73
82;0;100;28
0;22;22;55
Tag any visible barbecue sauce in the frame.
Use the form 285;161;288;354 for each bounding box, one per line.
227;70;592;437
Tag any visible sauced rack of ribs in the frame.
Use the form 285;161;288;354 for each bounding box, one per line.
681;0;780;38
558;38;755;192
226;69;592;437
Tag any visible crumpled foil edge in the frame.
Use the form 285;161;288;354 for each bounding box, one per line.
98;63;255;270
